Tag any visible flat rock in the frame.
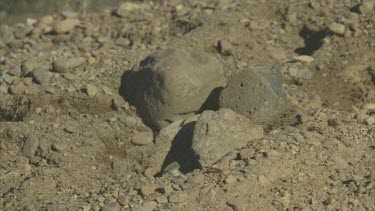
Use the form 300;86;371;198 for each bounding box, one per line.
219;67;290;125
124;48;226;130
192;109;263;167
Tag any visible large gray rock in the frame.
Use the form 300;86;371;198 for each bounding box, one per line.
192;109;263;167
219;67;290;125
125;48;225;130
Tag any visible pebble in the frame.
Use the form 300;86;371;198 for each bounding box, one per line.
131;131;154;146
54;19;80;34
133;201;157;211
52;143;67;152
293;55;314;63
224;175;237;184
168;191;188;203
7;66;22;77
9;81;26;94
187;174;205;185
359;0;375;14
239;148;256;160
217;39;232;56
52;57;85;73
140;185;157;196
23;134;39;159
100;202;120;211
117;195;128;206
85;84;98;96
329;23;346;35
0;73;14;84
156;195;168;204
119;116;138;127
163;162;181;177
115;38;131;47
32;68;52;85
258;175;268;185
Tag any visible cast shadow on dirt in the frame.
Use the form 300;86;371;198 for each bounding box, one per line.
157;121;201;176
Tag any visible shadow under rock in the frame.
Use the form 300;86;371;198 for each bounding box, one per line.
157;121;201;176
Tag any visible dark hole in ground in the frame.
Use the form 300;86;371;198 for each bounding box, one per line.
294;26;327;55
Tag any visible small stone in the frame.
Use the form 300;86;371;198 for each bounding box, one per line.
85;84;98;96
54;19;80;34
100;202;120;211
23;134;39;159
116;2;142;17
163;162;181;176
64;126;77;134
9;81;26;94
103;86;113;95
52;143;67;152
168;191;188;203
133;201;157;211
258;175;268;185
287;65;313;80
293;55;314;63
117;195;128;206
131;131;154;146
359;0;375;14
329;23;346;35
7;66;22;77
365;116;375;126
32;68;52;85
265;150;280;159
0;73;14;84
224;175;237;184
119;116;138;127
23;78;33;86
115;38;131;47
217;39;232;56
156;195;168;204
52;57;85;73
61;11;79;19
187;174;205;185
239;148;256;160
140;185;157;196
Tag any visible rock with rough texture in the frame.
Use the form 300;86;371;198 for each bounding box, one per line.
53;19;80;34
23;134;39;159
124;48;225;130
192;109;263;167
219;67;290;125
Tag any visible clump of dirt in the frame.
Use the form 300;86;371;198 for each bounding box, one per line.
0;0;374;210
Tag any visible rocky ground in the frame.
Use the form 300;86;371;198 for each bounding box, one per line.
0;0;374;210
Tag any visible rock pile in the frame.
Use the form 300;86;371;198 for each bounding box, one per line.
123;48;226;130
